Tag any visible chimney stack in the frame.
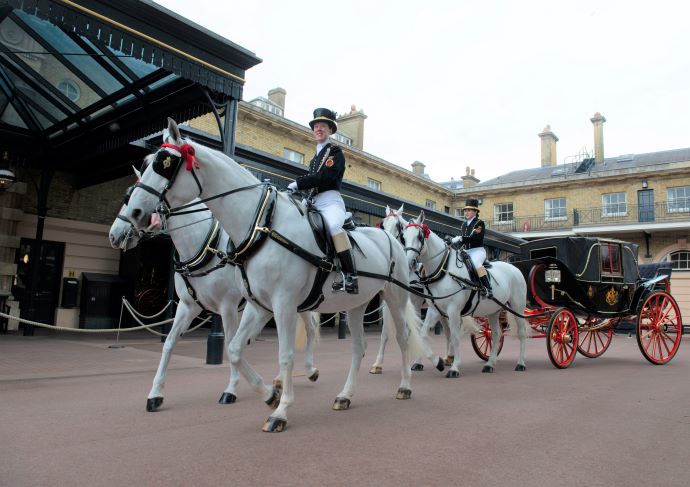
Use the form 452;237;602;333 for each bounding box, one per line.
590;112;606;163
267;87;286;110
538;125;559;167
336;105;367;150
411;161;426;177
461;166;479;188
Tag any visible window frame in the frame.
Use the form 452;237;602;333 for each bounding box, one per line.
367;178;381;191
493;202;514;225
283;148;304;164
667;186;690;213
544;197;567;221
601;192;627;218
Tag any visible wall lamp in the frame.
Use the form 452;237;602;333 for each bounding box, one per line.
0;150;17;191
641;180;648;189
477;198;483;205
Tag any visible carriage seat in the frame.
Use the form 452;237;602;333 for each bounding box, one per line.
638;262;672;280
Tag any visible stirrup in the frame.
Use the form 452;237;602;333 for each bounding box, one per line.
332;272;346;292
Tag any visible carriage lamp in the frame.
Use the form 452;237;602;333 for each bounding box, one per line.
545;265;561;283
0;151;16;191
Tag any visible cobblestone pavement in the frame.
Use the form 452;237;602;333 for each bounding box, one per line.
1;326;689;487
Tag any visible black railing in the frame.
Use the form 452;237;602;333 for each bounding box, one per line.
486;201;690;233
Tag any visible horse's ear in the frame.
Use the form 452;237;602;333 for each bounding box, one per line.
418;210;426;223
397;204;404;215
166;118;182;143
385;205;391;214
132;165;142;179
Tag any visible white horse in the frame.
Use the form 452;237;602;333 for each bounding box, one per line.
109;183;320;412
401;210;529;375
125;118;427;432
370;204;452;374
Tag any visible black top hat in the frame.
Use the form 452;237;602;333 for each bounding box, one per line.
463;198;480;212
309;108;337;133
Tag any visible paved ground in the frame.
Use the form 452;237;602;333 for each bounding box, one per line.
1;325;689;487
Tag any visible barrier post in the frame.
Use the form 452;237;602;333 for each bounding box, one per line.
206;313;224;364
337;312;347;339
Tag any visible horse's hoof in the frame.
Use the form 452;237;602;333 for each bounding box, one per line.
482;365;494;373
262;416;287;433
219;392;237;404
369;365;382;374
146;397;163;412
436;358;445;372
272;378;283;391
444;355;455;366
411;363;424;371
396;388;412;400
446;370;460;378
332;397;351;410
308;370;319;382
515;364;527;372
265;387;281;410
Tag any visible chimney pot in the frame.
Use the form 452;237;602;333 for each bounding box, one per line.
590;112;606;163
538;125;559;167
267;87;286;110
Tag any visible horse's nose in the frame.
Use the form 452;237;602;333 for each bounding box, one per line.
109;233;118;248
130;208;142;223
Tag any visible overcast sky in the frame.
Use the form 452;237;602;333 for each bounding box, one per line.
156;0;690;183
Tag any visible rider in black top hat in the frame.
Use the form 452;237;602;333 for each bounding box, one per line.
451;198;492;298
287;108;358;294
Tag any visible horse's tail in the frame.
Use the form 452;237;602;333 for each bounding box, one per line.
295;313;307;351
404;299;428;361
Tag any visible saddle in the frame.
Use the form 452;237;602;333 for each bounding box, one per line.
306;207;357;257
457;250;492;288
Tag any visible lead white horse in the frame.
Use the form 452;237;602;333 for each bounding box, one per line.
370;204;452;374
125;118;427;432
402;211;529;375
109;184;319;412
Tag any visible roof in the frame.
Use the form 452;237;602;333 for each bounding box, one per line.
0;0;261;185
476;147;690;188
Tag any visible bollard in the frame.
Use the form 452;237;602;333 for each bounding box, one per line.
337;312;347;339
206;314;224;364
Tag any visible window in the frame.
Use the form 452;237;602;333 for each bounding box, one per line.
250;99;283;117
494;203;514;225
425;199;436;210
444;206;450;214
667;186;690;213
600;243;622;275
332;133;352;146
367;178;381;191
283;148;304;164
455;208;463;217
668;250;690;270
57;79;80;102
544;197;566;221
602;192;626;217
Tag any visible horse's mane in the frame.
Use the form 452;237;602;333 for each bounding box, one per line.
185;137;260;185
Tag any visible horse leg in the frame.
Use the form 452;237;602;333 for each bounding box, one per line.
218;306;241;404
302;312;320;382
147;302;198;411
445;308;462;378
333;305;367;410
370;308;388;374
227;304;277;409
443;317;455;366
482;312;503;373
410;301;426;371
515;315;528;371
263;305;298;432
416;305;443;372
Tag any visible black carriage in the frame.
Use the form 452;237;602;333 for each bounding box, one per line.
509;236;682;368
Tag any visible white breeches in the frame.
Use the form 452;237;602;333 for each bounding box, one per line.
466;247;486;269
313;190;346;236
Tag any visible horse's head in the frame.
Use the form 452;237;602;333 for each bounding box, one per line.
382;203;406;241
401;210;431;269
126;118;201;232
109;184;144;251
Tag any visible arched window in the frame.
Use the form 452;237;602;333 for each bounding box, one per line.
57;80;80;102
666;250;690;270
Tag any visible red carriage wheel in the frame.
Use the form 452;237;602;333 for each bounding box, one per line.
636;291;682;365
546;308;579;369
471;318;505;361
577;325;613;358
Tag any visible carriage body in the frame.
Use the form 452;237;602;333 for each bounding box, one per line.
503;236;683;368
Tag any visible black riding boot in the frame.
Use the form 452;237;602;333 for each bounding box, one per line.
479;274;493;298
333;249;359;294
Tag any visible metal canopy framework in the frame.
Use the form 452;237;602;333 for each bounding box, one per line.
0;0;261;186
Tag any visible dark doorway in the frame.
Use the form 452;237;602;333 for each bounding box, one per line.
119;236;174;325
14;239;65;326
638;189;655;222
